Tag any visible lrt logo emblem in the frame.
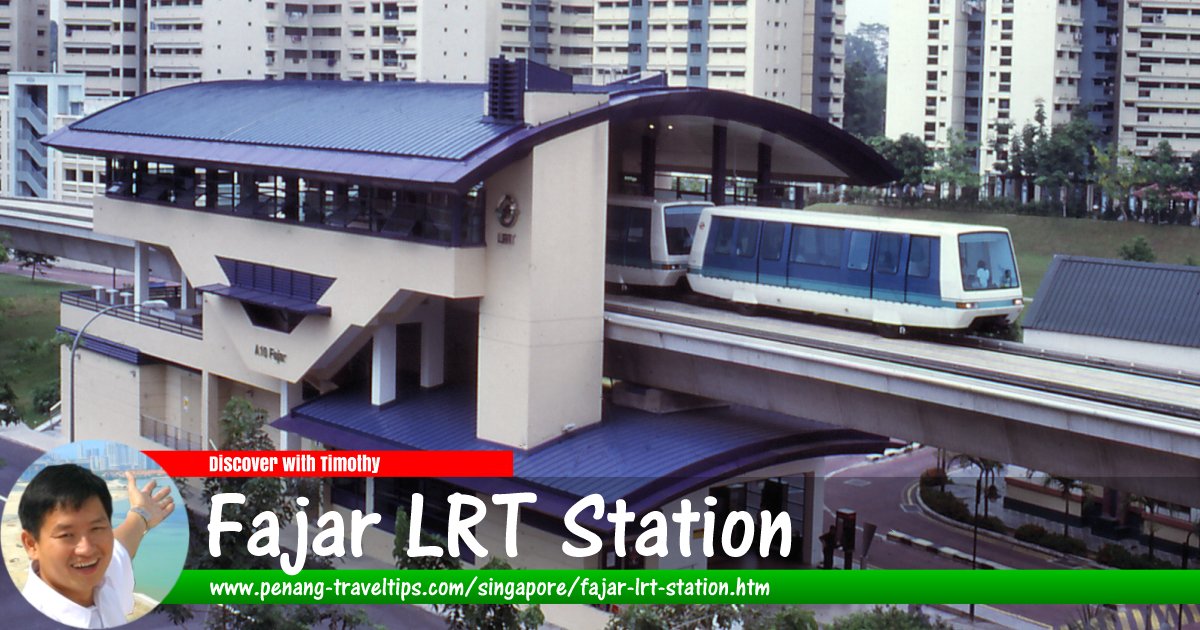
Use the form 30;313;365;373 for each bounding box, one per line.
254;344;287;364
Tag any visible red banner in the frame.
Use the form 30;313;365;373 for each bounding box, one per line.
144;450;513;478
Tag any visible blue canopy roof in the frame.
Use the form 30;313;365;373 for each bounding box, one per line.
44;79;898;190
70;81;519;160
1025;255;1200;348
272;385;892;528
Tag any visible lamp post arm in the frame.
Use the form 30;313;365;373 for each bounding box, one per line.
68;300;165;442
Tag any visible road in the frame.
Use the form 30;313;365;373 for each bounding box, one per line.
825;449;1200;630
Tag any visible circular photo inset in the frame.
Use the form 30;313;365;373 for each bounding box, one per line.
2;440;188;628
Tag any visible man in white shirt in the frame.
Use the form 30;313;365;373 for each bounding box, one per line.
18;464;175;629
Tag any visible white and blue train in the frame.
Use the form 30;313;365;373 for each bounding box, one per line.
605;198;1024;332
605;195;713;288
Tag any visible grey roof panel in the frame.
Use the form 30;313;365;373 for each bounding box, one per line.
1024;255;1200;348
71;81;519;160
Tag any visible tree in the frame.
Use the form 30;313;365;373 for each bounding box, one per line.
443;558;544;630
159;398;371;629
1032;112;1096;216
1123;494;1162;558
743;606;818;630
1139;141;1185;224
1118;236;1156;262
0;380;19;426
394;507;543;629
844;23;888;139
607;604;743;630
1092;143;1138;220
1043;476;1085;538
828;605;952;630
950;454;1005;519
12;249;57;281
989;123;1012;198
932;130;979;200
873;134;932;197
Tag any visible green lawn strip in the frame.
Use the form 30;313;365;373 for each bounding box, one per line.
0;274;84;425
810;203;1200;299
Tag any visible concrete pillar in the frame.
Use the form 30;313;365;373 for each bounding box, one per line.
802;467;826;567
201;371;220;449
205;168;219;208
180;271;192;310
372;324;397;406
133;241;150;313
640;131;657;197
757;142;774;207
278;379;303;450
420;299;445;389
365;477;376;514
711;125;727;205
283;176;300;221
477;124;607;449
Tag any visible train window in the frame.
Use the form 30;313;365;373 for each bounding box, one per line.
735;220;760;258
790;226;842;267
959;231;1018;291
875;233;902;274
626;208;651;265
664;204;707;255
711;217;737;255
760;222;786;261
907;236;932;278
847;231;872;271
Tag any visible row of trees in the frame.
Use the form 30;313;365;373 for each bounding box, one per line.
866;102;1200;225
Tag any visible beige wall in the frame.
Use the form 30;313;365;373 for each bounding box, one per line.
1024;329;1198;376
477;122;608;450
92;196;484;384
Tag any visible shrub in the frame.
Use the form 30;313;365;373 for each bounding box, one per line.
1097;544;1176;570
1038;533;1088;556
32;379;60;414
1118;235;1156;262
975;515;1007;534
919;467;948;488
920;487;972;524
1014;524;1048;544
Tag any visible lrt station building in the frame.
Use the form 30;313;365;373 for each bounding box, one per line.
45;60;895;579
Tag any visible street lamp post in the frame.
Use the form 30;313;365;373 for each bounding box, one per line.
1182;526;1199;630
68;299;168;442
970;478;982;622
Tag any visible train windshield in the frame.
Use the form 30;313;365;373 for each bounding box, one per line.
959;232;1019;291
664;204;707;255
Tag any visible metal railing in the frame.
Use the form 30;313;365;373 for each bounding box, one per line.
141;414;205;450
61;288;203;340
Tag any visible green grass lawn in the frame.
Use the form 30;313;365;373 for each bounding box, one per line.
0;274;83;425
809;203;1200;298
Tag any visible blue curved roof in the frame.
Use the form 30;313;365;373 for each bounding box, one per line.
44;80;898;189
71;81;519;160
272;385;892;524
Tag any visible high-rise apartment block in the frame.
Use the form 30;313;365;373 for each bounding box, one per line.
0;0;54;94
887;0;1120;177
1117;1;1200;158
7;1;846;200
890;0;1200;170
53;0;843;117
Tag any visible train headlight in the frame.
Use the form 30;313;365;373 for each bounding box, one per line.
1013;298;1024;306
955;302;977;309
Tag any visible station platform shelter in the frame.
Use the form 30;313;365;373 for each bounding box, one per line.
44;59;898;593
